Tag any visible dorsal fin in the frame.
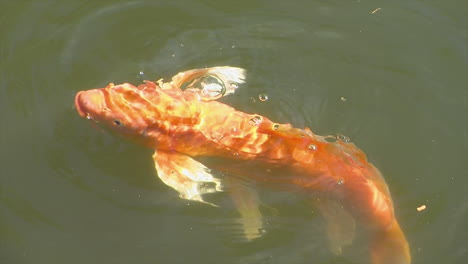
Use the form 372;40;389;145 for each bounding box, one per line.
162;66;246;100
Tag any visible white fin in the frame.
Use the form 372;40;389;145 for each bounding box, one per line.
153;150;223;206
225;176;264;241
164;66;246;99
314;197;356;255
202;66;246;96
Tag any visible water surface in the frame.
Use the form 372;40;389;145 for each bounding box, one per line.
1;1;467;263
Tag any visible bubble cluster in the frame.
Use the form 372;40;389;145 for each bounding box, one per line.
325;134;351;143
336;134;350;143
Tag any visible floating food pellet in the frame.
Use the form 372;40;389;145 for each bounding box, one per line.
371;8;382;14
416;205;427;212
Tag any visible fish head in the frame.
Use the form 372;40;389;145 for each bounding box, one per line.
74;82;158;140
75;81;201;148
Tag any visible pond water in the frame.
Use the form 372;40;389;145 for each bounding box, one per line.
1;1;467;264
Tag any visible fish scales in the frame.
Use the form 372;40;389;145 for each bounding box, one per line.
75;66;410;264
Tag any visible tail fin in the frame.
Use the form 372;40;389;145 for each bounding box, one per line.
370;219;411;264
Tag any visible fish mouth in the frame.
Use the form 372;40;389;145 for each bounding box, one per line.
74;91;87;118
74;89;104;120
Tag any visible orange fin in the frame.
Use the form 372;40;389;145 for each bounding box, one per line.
162;66;246;100
225;176;264;241
370;219;411;264
314;197;356;255
152;150;223;206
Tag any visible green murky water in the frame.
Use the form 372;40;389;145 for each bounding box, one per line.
1;1;467;263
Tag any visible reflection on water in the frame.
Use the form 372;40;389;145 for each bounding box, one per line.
1;0;467;264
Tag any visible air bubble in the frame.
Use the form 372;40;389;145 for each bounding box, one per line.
249;116;262;126
308;144;317;151
199;182;217;193
136;71;145;80
336;134;350;143
259;93;269;102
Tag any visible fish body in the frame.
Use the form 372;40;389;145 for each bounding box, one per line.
75;67;410;264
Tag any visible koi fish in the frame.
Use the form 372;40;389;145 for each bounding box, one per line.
75;66;411;264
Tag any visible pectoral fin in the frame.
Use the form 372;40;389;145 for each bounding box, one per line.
225;176;264;241
152;150;223;206
314;197;356;255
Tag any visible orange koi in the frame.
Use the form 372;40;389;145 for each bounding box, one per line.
75;67;410;264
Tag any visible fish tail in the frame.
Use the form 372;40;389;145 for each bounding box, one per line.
370;219;411;264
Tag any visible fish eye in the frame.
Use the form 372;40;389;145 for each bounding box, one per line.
113;119;123;126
